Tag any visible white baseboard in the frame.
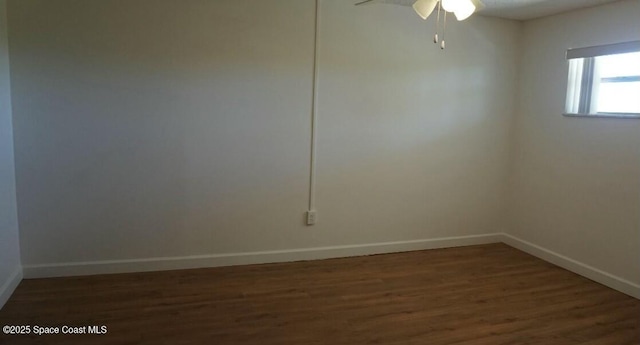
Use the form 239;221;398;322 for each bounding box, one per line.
23;233;502;279
0;267;23;310
20;233;640;300
501;234;640;299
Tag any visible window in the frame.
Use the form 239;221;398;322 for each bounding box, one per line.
565;41;640;118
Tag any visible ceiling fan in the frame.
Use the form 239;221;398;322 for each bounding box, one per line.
355;0;486;49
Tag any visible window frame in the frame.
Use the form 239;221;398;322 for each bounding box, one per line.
563;41;640;119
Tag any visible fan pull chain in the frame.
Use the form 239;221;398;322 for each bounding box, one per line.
434;0;441;44
441;9;447;50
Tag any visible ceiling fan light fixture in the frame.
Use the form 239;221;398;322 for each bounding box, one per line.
355;0;486;50
412;0;439;20
440;0;457;13
453;0;475;20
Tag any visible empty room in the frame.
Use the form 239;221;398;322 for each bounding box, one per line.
0;0;639;343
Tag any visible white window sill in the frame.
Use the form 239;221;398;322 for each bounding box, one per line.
563;113;640;119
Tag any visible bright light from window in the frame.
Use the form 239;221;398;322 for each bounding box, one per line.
597;52;640;77
595;52;640;114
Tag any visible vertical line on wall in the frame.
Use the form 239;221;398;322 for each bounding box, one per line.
308;0;320;212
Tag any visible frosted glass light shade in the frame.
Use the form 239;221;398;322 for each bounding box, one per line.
412;0;439;20
441;0;475;21
440;0;458;12
453;0;475;20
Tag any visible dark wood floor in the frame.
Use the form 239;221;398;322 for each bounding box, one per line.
1;243;638;345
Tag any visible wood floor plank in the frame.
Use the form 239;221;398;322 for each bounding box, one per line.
0;243;638;345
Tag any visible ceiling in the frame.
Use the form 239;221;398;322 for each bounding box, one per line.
479;0;622;20
359;0;623;20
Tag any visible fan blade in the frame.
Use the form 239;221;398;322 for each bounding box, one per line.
471;0;486;12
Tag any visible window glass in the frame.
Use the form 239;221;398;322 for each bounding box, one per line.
565;46;640;117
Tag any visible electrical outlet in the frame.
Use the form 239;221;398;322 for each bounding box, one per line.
306;210;317;226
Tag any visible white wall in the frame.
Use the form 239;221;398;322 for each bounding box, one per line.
0;0;22;309
8;0;520;272
509;0;640;286
315;1;519;243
